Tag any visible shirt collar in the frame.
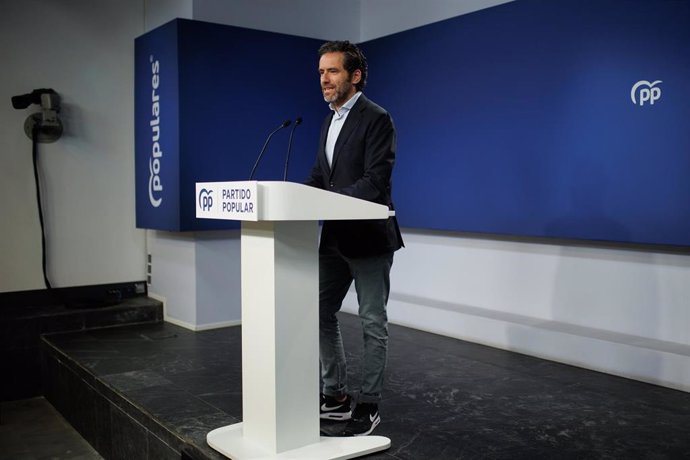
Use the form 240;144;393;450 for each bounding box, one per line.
330;91;362;116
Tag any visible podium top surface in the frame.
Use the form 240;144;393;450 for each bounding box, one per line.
196;181;392;222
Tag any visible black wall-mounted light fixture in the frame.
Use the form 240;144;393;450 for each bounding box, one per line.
12;88;63;143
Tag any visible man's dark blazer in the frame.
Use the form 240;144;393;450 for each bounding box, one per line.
305;93;404;258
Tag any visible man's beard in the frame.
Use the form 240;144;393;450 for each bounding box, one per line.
323;80;353;105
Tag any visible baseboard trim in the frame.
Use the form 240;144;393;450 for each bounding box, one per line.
0;281;148;309
164;315;241;331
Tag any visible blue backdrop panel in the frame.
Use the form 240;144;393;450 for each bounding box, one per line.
135;21;181;230
362;0;690;247
135;19;324;231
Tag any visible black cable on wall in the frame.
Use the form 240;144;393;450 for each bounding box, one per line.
32;126;51;289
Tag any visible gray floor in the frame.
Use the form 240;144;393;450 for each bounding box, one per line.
0;397;102;460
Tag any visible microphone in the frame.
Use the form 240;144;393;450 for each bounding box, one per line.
283;117;302;181
249;119;291;180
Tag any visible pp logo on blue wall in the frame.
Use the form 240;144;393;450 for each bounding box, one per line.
199;188;213;211
631;80;662;106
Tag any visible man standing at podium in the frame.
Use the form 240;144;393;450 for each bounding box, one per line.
305;40;404;436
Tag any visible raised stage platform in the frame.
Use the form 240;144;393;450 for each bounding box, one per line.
41;313;690;459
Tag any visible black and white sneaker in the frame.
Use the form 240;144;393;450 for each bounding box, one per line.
340;402;380;436
320;393;352;420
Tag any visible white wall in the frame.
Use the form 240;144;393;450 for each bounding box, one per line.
195;231;242;327
0;0;147;292
343;231;690;390
193;0;361;42
360;0;514;41
146;230;196;325
145;0;193;31
193;0;514;43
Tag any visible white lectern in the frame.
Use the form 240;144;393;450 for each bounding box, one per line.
195;181;392;460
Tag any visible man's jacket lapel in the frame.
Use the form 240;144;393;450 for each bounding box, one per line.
319;112;334;174
330;97;365;178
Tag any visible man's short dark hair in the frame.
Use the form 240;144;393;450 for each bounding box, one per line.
318;40;368;92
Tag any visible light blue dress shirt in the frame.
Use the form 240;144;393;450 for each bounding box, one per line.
325;91;362;167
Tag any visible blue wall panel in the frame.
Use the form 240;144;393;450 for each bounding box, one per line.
135;20;324;231
362;0;690;246
135;2;690;247
176;20;324;230
135;20;181;230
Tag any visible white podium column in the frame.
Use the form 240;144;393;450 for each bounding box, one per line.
241;220;320;452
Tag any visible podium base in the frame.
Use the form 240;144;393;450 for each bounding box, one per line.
207;423;391;460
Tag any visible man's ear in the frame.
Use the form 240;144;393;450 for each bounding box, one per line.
351;69;362;85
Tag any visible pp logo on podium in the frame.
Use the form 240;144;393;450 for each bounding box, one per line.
631;80;662;106
199;188;213;211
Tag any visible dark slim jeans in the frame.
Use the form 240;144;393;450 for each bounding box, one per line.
319;248;394;403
